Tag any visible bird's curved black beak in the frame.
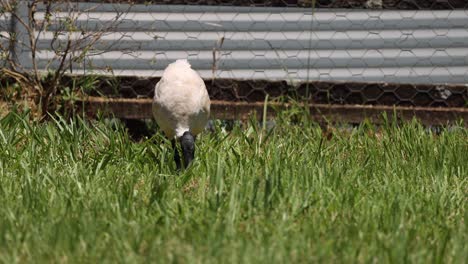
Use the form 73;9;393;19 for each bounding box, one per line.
180;131;195;168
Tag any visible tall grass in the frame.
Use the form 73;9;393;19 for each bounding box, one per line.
0;111;466;263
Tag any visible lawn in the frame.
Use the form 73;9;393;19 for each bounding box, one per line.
0;111;466;263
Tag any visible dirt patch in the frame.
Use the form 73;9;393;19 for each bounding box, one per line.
0;101;10;118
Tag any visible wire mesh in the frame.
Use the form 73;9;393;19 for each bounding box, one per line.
1;1;467;108
78;76;467;107
78;0;468;9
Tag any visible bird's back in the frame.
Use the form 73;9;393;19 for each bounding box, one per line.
153;59;210;138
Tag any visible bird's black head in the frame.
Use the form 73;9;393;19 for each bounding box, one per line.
180;131;195;168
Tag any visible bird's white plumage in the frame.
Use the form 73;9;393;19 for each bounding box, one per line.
152;59;211;138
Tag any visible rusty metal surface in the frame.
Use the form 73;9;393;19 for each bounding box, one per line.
79;97;468;126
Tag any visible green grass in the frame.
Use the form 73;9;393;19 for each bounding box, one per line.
0;111;466;263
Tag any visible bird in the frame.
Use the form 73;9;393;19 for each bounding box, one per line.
152;59;211;169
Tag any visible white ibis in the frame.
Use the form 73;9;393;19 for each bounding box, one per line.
152;59;211;169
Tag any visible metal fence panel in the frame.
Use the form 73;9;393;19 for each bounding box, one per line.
8;3;468;84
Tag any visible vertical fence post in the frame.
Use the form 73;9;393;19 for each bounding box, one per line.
5;1;16;68
8;2;16;67
11;0;32;72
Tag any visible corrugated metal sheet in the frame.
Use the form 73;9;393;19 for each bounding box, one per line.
16;4;468;84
